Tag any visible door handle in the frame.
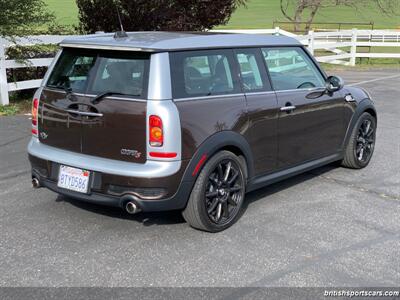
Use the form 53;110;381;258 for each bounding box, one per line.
66;110;103;117
280;105;296;112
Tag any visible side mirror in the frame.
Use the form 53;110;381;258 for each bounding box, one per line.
325;75;344;93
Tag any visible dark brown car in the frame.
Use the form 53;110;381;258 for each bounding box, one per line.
28;32;377;232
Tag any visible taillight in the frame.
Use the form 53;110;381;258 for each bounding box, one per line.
149;115;163;147
32;98;39;136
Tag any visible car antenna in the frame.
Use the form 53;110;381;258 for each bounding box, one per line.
114;4;128;39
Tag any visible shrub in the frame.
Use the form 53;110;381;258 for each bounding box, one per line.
76;0;247;33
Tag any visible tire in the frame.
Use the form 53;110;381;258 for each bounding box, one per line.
182;151;246;232
341;112;376;169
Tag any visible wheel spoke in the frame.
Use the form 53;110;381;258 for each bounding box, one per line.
217;164;224;180
222;201;229;218
223;162;231;182
206;191;218;198
207;198;219;214
366;127;374;137
227;170;239;186
216;203;222;221
364;121;371;136
209;174;219;186
229;185;241;193
356;143;363;154
358;147;364;160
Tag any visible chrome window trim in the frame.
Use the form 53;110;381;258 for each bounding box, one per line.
173;93;245;102
244;91;275;96
275;87;325;93
28;138;181;178
42;87;148;102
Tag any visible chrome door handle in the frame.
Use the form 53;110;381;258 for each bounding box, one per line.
280;105;296;112
66;110;103;117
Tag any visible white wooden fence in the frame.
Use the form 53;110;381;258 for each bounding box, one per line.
0;28;399;106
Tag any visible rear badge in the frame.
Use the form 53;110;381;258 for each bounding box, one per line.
40;132;48;140
121;149;142;159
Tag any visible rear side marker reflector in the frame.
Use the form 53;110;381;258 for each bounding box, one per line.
149;152;177;158
192;154;207;176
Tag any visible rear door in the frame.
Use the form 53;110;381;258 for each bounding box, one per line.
40;48;150;164
234;48;279;176
40;49;97;153
262;47;345;168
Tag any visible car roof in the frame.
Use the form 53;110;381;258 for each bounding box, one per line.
60;31;301;52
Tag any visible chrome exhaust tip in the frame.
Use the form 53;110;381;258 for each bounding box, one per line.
125;201;140;214
32;178;40;189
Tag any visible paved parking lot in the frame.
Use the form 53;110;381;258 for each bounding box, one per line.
0;69;399;287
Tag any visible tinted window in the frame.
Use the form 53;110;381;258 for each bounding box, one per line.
262;47;325;91
170;50;241;98
47;48;150;98
235;49;270;92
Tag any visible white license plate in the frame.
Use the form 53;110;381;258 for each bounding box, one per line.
57;165;90;194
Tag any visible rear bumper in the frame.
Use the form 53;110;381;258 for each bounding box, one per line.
28;138;181;178
28;138;192;212
32;169;192;212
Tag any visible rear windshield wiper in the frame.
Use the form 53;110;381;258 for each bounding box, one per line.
47;84;73;96
91;91;139;104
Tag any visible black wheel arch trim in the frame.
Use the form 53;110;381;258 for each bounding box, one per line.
182;131;255;184
342;98;377;150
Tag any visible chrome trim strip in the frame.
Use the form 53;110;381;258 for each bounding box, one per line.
66;110;103;117
148;53;172;100
280;105;296;112
174;93;245;102
275;87;325;93
42;87;147;102
244;91;275;96
28;138;181;178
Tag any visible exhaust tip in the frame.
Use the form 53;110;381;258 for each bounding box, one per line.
125;201;140;214
32;178;40;189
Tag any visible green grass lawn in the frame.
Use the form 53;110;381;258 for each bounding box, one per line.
45;0;399;29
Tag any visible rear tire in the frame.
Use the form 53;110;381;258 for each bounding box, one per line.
182;151;246;232
341;112;376;169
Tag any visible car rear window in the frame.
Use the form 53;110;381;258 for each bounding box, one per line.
46;48;150;98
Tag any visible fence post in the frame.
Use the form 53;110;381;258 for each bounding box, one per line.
274;26;280;35
0;43;9;106
349;28;357;66
308;30;315;55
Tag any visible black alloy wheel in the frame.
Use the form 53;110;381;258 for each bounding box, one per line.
182;151;246;232
205;159;244;225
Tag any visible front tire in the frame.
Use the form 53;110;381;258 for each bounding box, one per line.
182;151;246;232
341;112;376;169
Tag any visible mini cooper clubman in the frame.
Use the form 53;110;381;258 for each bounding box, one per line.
28;32;377;232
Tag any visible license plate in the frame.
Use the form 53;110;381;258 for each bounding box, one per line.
57;165;90;194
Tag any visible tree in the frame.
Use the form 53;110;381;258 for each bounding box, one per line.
0;0;55;37
76;0;247;33
280;0;399;32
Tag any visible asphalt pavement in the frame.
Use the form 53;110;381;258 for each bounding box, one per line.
0;68;399;288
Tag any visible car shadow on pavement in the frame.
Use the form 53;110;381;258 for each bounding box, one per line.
56;196;186;226
243;163;338;210
57;163;338;227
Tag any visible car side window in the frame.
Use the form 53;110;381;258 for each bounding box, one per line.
235;49;271;92
261;47;325;91
170;49;241;98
